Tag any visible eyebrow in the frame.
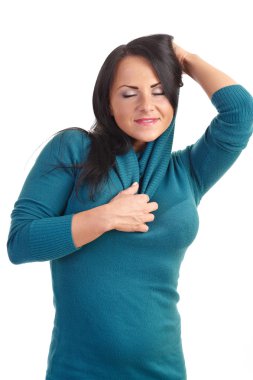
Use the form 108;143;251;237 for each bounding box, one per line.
117;82;161;90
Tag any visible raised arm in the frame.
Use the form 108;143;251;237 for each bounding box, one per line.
172;41;237;98
172;42;253;204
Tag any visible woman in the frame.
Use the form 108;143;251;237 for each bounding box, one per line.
7;34;253;379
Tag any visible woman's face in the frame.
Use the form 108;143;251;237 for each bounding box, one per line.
109;55;174;152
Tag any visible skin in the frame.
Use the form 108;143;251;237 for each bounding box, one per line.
172;42;237;98
72;43;238;247
109;55;174;152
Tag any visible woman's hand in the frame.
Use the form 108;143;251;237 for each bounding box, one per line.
107;183;158;233
172;40;237;98
172;41;191;73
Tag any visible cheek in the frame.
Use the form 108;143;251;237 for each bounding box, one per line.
160;102;174;120
113;103;133;124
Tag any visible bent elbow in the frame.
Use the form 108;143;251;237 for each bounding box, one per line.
6;225;31;265
7;239;26;265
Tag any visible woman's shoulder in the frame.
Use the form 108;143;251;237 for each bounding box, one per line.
54;127;91;145
51;127;91;160
36;127;92;166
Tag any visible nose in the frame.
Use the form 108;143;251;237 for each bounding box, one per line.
137;93;154;113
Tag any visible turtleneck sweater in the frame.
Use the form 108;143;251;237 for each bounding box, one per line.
7;85;253;379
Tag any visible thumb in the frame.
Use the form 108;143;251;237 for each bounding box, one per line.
122;182;139;194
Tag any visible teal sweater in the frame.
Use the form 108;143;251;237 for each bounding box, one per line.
7;85;253;379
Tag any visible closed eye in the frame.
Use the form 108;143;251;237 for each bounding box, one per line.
122;92;165;98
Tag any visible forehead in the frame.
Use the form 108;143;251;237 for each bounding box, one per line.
112;55;159;85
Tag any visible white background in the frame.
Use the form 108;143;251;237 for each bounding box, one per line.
1;1;252;379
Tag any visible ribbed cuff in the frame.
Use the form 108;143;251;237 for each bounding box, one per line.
29;214;79;261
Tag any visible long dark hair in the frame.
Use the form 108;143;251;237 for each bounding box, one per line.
58;34;183;201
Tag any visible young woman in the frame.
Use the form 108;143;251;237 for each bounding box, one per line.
7;34;253;379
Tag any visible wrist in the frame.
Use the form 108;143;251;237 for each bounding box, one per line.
181;53;198;75
100;203;115;232
71;204;113;248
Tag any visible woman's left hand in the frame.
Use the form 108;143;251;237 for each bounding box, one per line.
172;41;191;72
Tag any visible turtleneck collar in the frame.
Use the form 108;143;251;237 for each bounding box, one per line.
112;117;175;200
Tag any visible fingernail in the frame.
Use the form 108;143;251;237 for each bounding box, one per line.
132;182;138;186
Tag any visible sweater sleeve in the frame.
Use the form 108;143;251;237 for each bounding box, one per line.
7;129;90;264
176;84;253;205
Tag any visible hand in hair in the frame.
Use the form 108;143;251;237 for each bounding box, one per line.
172;41;191;72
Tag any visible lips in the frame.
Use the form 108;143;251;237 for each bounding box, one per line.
134;118;159;126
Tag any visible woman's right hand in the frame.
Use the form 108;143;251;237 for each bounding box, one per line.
107;182;158;233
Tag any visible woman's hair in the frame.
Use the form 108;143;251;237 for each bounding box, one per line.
59;34;183;201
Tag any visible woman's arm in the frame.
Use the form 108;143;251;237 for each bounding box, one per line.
71;205;112;248
172;42;253;204
7;129;111;264
173;42;237;98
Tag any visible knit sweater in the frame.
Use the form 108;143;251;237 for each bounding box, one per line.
7;85;253;379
